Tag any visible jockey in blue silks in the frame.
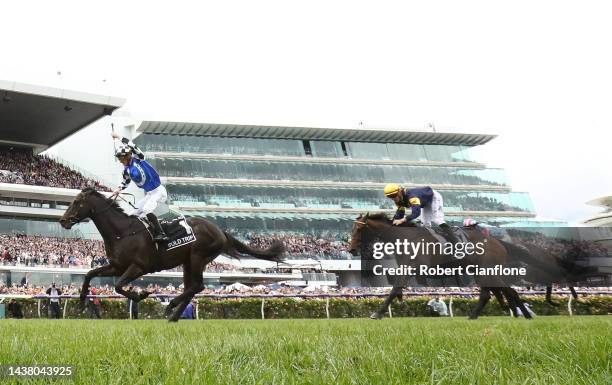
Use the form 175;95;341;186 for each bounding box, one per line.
110;132;169;242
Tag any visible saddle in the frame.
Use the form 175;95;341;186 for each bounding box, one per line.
141;213;196;251
427;225;470;244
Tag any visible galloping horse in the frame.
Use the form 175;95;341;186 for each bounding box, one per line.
59;188;284;321
348;213;532;319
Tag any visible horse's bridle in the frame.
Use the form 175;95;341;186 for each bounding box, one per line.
65;196;116;225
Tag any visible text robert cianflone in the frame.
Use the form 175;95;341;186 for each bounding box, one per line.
372;239;486;260
372;264;527;277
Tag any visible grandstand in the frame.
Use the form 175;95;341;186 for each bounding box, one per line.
0;81;337;290
0;81;545;288
133;121;538;285
0;80;123;288
0;80;122;235
583;195;612;226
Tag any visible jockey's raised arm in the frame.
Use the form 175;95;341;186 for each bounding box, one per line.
121;137;145;160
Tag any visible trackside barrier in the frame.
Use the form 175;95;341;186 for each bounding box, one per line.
2;291;609;319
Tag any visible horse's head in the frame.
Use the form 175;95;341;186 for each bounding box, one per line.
59;188;101;229
349;212;393;256
349;212;369;256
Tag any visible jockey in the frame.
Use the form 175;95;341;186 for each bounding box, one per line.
383;183;460;244
110;132;169;242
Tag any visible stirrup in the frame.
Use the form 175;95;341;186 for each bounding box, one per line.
153;233;169;242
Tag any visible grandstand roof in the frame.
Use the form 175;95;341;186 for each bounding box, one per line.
138;121;496;146
586;195;612;209
0;80;125;151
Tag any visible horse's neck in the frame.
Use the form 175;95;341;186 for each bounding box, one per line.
91;208;134;241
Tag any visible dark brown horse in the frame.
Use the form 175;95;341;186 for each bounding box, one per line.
348;213;531;319
59;188;284;321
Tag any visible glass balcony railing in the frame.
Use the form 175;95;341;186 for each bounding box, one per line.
179;212;537;237
0;217;100;239
135;134;480;163
150;158;509;186
168;184;534;212
135;134;305;157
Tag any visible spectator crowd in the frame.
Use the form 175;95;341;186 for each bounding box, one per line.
0;230;354;270
1;282;608;297
239;231;352;260
0;149;110;191
0;234;238;271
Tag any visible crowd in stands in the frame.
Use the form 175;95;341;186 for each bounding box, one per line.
1;282;609;297
0;234;241;271
0;150;109;191
239;231;352;260
508;230;610;259
1;226;609;270
1;234;108;268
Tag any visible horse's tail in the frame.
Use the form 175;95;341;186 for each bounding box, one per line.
223;232;285;263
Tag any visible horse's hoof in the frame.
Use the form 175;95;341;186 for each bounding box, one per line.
168;318;179;323
468;315;478;320
547;301;560;307
370;312;383;320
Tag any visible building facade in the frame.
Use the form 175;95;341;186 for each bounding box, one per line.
134;122;537;258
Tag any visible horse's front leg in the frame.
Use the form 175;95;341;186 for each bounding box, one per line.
114;264;148;302
80;264;119;309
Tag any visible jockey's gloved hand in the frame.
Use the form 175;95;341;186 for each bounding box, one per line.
111;188;122;198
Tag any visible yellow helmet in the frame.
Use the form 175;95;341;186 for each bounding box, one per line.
384;183;402;197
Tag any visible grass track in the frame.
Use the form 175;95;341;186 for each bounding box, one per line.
0;316;610;385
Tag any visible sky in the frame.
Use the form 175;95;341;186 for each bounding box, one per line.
1;1;611;224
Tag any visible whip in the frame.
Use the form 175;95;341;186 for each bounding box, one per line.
111;123;117;156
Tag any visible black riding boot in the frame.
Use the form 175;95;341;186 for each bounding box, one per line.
146;213;169;242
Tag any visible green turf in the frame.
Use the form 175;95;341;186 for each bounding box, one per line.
0;316;610;385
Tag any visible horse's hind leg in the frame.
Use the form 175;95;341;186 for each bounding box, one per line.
545;285;560;306
503;287;532;319
570;286;578;300
491;288;509;311
469;288;491;319
165;262;194;316
168;255;210;322
371;286;402;320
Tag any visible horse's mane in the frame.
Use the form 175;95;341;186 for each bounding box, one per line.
367;212;390;221
81;187;130;217
357;212;392;224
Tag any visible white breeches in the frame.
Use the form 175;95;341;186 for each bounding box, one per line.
421;190;445;226
131;185;168;218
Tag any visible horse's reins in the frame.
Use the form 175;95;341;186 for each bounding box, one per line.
112;192;137;209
